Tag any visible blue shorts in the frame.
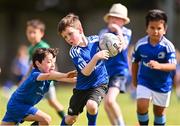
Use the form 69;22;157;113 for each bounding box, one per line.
2;105;38;123
109;75;129;93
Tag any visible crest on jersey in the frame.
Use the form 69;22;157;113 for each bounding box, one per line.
158;52;165;59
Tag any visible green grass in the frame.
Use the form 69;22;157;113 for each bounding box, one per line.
0;85;180;125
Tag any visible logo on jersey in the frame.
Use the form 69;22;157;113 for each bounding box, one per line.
143;61;149;67
158;52;165;59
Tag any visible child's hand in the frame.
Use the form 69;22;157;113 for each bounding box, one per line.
69;77;77;83
108;23;122;35
94;50;110;60
147;60;161;70
67;70;77;78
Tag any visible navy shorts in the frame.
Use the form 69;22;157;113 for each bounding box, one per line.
68;84;108;116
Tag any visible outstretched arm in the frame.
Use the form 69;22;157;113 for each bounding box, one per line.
58;70;77;83
37;70;77;81
58;77;77;84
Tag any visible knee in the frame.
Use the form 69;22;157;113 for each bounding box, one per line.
86;100;98;114
42;115;52;125
104;97;114;108
137;105;148;114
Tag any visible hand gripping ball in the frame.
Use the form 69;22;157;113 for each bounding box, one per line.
99;33;124;57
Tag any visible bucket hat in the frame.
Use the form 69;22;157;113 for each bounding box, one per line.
104;3;130;24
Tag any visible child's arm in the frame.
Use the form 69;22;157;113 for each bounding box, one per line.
81;50;109;76
132;62;139;88
58;70;77;83
147;60;176;71
108;23;128;50
37;70;77;81
58;77;77;84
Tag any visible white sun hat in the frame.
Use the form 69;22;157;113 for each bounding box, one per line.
104;3;130;24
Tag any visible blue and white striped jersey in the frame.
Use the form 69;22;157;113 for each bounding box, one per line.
132;36;176;93
69;35;108;90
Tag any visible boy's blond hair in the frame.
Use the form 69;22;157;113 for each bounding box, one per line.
57;13;82;34
26;19;46;32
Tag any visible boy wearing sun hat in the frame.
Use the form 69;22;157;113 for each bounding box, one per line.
103;3;130;24
99;3;132;125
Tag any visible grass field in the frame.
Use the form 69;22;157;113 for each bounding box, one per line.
0;85;180;125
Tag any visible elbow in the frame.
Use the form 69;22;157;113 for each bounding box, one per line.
173;64;176;70
81;70;91;76
81;71;91;76
164;64;176;71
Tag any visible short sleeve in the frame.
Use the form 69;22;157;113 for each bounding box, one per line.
31;71;41;82
132;45;141;63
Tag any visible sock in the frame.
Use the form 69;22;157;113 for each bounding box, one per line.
87;112;98;126
154;115;166;126
60;117;68;126
58;110;65;119
117;116;125;126
31;121;38;126
137;112;149;126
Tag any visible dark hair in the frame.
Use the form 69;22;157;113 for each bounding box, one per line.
57;13;81;34
32;48;59;68
27;19;46;32
145;9;167;27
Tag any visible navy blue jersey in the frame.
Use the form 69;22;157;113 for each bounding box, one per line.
99;26;132;77
132;36;176;93
69;35;108;90
8;69;51;107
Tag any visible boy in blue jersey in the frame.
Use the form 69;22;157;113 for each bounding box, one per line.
0;48;76;125
132;9;176;126
25;19;66;121
99;3;132;125
58;13;110;125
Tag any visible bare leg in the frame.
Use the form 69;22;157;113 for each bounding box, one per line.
24;110;51;126
153;104;166;125
104;87;125;125
137;98;150;126
45;85;65;118
47;98;64;112
86;100;99;125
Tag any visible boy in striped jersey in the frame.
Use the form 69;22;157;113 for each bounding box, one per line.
58;13;110;125
132;9;176;126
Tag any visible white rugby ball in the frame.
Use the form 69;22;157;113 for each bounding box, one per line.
99;33;123;57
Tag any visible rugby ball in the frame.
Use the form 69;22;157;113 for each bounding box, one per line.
99;33;124;57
